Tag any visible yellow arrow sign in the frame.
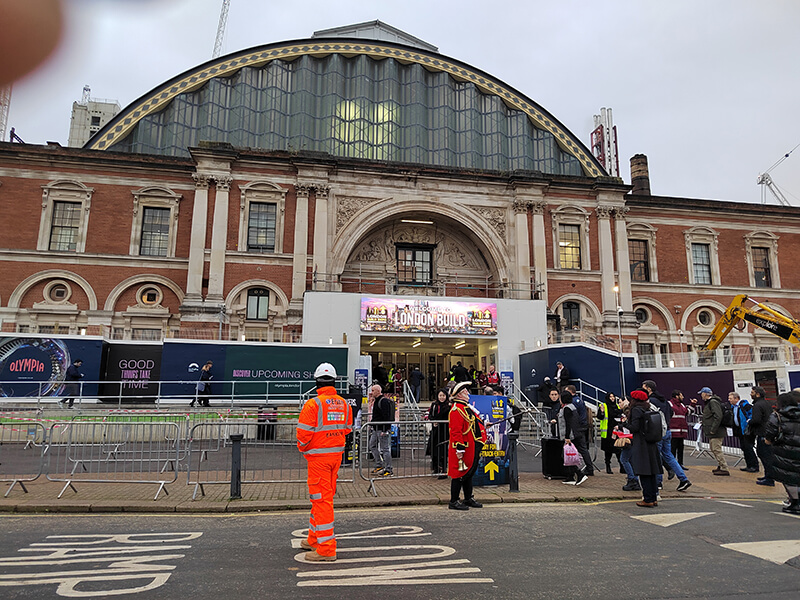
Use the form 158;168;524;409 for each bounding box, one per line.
484;460;499;481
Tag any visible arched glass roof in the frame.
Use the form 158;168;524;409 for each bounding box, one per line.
89;38;605;177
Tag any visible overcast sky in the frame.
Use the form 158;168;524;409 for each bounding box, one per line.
7;0;800;205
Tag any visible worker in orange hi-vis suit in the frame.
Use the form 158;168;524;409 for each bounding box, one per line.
296;363;353;562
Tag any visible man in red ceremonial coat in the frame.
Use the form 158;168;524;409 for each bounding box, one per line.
448;381;487;510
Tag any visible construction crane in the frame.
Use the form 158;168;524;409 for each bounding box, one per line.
702;294;800;350
757;144;799;206
212;0;231;59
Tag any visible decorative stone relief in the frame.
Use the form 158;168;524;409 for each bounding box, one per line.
192;174;211;189
336;196;381;232
530;201;546;215
596;205;614;219
481;207;507;240
215;176;233;191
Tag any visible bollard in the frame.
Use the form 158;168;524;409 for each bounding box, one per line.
507;430;519;493
229;433;244;500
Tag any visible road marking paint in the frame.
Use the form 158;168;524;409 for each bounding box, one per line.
776;512;800;520
721;540;800;565
291;525;432;543
0;532;201;597
298;576;495;587
716;501;752;508
297;558;472;577
294;544;456;564
631;512;715;527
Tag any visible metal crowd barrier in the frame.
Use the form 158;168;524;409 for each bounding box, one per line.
0;420;47;496
45;421;180;500
186;418;356;500
685;412;745;465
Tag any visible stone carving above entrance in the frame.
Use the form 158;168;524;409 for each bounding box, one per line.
336;196;384;232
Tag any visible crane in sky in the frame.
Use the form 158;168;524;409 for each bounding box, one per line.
757;144;799;206
212;0;231;59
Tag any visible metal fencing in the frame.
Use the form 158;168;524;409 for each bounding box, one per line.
0;420;47;496
186;419;356;500
45;421;181;500
685;412;745;464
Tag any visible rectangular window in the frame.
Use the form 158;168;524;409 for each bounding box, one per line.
752;246;772;288
131;328;162;341
396;245;433;285
638;343;656;368
759;347;779;362
691;243;712;285
246;289;270;320
139;207;170;256
558;224;582;269
628;239;650;282
247;203;277;252
49;201;82;251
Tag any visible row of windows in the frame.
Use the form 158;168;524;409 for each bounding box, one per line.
554;222;776;289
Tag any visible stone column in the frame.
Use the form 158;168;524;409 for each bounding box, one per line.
614;207;633;312
185;174;211;304
530;201;548;301
312;186;330;291
596;205;617;314
207;176;232;303
291;185;311;302
513;200;531;299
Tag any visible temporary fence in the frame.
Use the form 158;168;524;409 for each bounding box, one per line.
186;418;357;500
0;420;47;496
685;412;745;465
45;421;181;500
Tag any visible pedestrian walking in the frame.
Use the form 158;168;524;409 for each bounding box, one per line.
192;361;213;407
626;389;663;507
296;363;353;562
643;380;692;492
60;358;84;408
764;391;800;515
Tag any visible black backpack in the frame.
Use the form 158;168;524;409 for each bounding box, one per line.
643;409;667;443
719;399;734;428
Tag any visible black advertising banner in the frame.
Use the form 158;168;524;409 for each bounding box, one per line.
100;343;162;402
0;336;103;398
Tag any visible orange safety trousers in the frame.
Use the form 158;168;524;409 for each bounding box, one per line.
305;453;342;556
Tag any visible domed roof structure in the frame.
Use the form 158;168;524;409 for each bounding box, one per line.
88;23;604;178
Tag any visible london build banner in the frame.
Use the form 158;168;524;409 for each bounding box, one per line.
469;394;509;486
360;298;497;335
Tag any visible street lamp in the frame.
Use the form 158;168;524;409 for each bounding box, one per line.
613;285;626;399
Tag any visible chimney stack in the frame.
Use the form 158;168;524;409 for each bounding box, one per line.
630;154;651;195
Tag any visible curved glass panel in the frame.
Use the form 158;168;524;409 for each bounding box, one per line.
111;54;583;176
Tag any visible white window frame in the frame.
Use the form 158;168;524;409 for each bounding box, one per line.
37;180;93;253
237;181;287;253
626;222;658;282
684;226;720;285
744;231;780;289
551;205;591;270
129;187;182;257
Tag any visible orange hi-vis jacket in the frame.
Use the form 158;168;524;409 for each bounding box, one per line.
297;386;353;456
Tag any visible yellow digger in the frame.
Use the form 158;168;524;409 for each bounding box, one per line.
702;294;800;350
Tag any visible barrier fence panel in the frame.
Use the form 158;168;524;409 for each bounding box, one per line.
46;421;180;500
686;412;745;465
187;419;356;500
0;421;47;496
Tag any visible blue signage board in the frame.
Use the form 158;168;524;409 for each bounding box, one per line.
469;394;509;486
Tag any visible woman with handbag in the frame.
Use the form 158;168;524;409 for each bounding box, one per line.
627;389;662;507
764;391;800;514
613;399;639;491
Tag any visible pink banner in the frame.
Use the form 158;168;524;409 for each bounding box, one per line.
360;297;497;335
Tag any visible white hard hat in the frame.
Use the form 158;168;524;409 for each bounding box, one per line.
314;362;337;379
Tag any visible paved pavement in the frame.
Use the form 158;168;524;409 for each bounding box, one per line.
0;461;785;514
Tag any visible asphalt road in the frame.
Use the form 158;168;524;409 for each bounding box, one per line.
0;499;798;599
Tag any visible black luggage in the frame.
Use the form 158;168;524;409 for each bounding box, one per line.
541;437;567;479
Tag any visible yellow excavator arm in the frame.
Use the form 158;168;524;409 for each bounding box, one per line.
703;294;800;350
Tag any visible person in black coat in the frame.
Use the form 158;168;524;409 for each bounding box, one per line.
427;389;451;478
764;391;800;514
374;361;389;392
626;389;662;507
749;386;776;485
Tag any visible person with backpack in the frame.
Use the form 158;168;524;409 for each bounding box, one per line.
729;391;759;473
642;380;692;492
700;386;730;475
749;386;776;486
626;389;662;507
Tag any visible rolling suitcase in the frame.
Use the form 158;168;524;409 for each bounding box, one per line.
541;437;567;479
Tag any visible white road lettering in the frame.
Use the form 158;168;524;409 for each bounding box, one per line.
293;526;493;587
0;532;202;597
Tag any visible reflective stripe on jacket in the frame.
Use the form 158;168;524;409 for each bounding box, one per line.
297;386;353;456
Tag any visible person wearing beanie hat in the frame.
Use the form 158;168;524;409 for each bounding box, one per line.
626;389;663;507
447;380;487;510
642;380;692;492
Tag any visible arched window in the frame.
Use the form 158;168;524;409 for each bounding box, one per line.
562;301;580;329
246;288;269;320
